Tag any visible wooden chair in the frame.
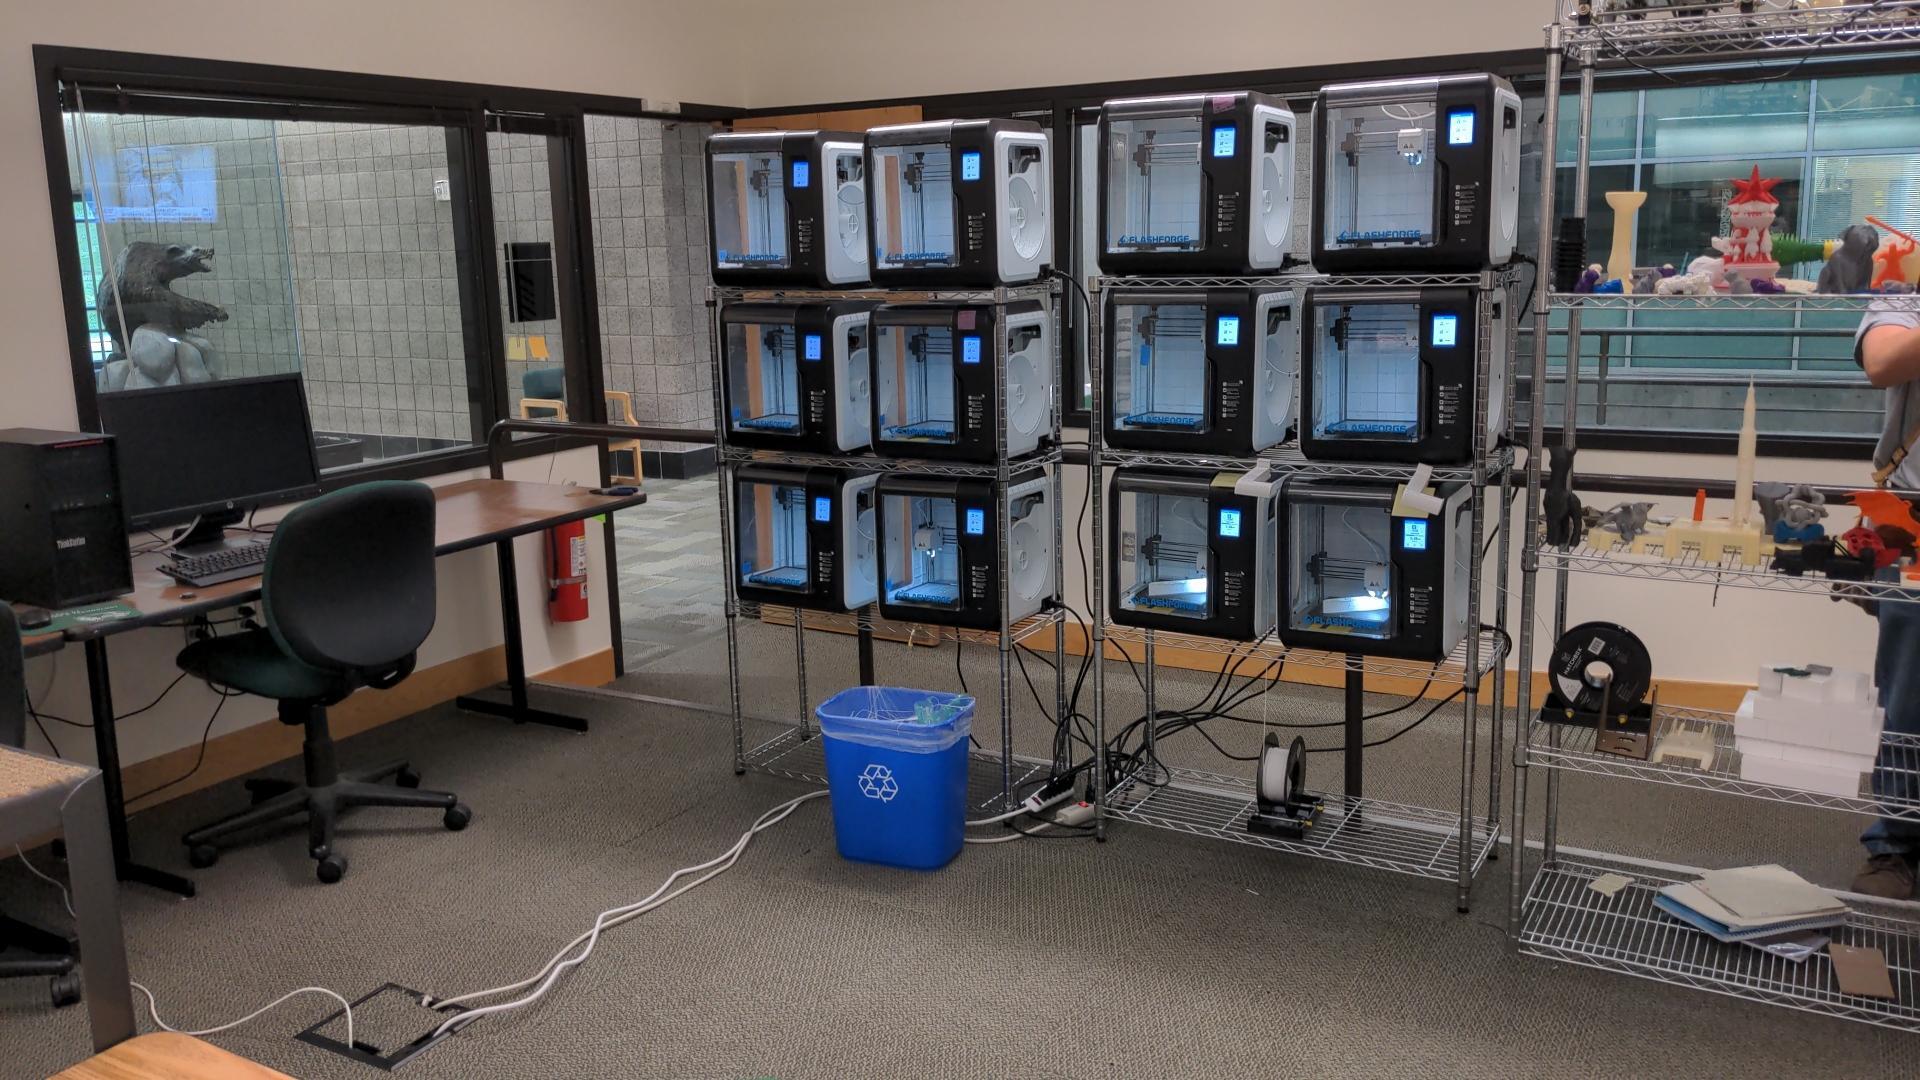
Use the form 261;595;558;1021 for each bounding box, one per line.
516;393;645;485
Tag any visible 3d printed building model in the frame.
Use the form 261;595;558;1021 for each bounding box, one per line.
1312;74;1522;273
865;119;1052;286
874;470;1056;630
869;301;1053;462
1103;287;1298;455
1109;467;1278;640
732;466;880;611
1734;664;1884;798
707;130;870;287
1097;91;1296;274
720;301;878;452
1299;286;1506;464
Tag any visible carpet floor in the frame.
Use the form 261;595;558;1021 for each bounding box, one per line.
3;667;1914;1078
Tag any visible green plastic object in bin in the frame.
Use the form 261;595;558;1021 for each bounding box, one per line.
817;686;974;870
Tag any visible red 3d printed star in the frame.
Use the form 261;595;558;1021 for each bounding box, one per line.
1729;165;1782;206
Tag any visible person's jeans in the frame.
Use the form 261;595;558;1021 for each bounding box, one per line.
1863;569;1920;856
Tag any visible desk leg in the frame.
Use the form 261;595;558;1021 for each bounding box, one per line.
83;640;196;898
62;773;136;1052
456;536;590;733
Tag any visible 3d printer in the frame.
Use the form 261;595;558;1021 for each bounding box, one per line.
1278;479;1472;661
875;470;1056;630
1103;287;1297;456
1096;91;1296;274
707;130;870;287
1109;468;1277;640
870;301;1053;461
1299;287;1506;464
732;466;880;612
865;119;1052;286
1312;74;1521;273
720;301;879;452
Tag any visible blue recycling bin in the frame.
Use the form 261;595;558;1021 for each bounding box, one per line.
817;686;974;870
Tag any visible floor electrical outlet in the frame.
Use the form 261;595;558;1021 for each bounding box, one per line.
296;983;469;1071
1053;801;1096;828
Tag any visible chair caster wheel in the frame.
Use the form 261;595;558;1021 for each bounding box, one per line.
396;766;422;789
49;972;81;1009
443;804;472;831
316;854;348;884
188;845;219;869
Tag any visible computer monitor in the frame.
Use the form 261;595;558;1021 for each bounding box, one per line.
95;374;322;547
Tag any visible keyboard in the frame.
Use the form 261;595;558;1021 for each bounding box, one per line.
161;541;269;587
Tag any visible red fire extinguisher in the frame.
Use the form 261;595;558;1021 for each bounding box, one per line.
546;520;590;622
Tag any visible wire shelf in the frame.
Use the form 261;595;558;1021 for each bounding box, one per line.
1095;442;1513;484
741;724;1056;814
738;602;1066;649
1561;1;1920;62
1093;269;1521;292
1536;541;1920;603
719;444;1063;478
709;283;1057;304
1519;859;1920;1031
1099;623;1506;686
1549;291;1920;313
1527;706;1920;820
1104;764;1497;882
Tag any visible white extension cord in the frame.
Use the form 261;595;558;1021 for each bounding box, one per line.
14;845;358;1049
422;788;828;1038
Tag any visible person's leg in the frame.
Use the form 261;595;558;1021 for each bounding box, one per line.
1859;580;1920;895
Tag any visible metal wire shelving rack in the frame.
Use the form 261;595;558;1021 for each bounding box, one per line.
707;282;1071;814
1510;0;1920;1031
1086;267;1520;910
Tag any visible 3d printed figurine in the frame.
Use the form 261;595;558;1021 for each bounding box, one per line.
1870;216;1920;290
95;241;228;391
1593;501;1655;544
1756;482;1828;543
1816;224;1879;294
1575;264;1603;293
1711;166;1782;285
1604;191;1647;292
1631;384;1765;563
1631;265;1675;295
1545;444;1583;549
1656;254;1726;296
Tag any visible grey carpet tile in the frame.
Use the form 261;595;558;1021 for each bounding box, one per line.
2;692;1914;1079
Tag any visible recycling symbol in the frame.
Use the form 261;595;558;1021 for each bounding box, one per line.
857;763;899;803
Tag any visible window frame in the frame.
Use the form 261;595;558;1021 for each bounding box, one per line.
32;44;737;488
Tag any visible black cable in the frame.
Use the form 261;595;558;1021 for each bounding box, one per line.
1303;686;1466;754
27;709;61;758
26;702;90;729
952;636;982;750
124;692;228;805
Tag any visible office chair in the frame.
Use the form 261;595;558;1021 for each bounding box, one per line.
0;604;82;1007
177;481;471;884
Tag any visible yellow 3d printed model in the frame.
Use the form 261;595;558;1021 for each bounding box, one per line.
1628;382;1766;564
1605;191;1647;293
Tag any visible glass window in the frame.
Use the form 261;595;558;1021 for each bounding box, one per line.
1555;90;1638;164
65;107;481;468
1815;74;1920;152
1642;81;1811;158
1554;163;1639;274
1806;152;1920;248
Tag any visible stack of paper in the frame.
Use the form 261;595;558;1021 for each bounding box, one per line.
1655;864;1848;945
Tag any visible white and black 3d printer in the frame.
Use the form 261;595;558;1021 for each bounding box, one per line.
1312;74;1521;273
720;301;878;453
732;466;880;612
865;119;1052;286
875;470;1056;630
870;301;1053;461
1096;91;1296;275
1109;467;1278;641
1298;286;1506;464
707;130;870;286
1103;286;1297;456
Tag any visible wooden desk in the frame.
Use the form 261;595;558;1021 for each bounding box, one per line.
0;745;133;1054
60;479;647;898
52;1033;295;1080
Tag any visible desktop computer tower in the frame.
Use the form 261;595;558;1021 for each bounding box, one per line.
0;429;133;608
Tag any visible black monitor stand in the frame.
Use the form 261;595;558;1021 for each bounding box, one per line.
167;507;252;558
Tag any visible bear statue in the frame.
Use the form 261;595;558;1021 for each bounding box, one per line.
95;241;229;391
1817;224;1880;295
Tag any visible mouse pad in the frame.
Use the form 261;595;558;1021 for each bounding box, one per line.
36;601;141;635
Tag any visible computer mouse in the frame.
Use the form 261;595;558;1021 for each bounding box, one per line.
16;606;53;631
